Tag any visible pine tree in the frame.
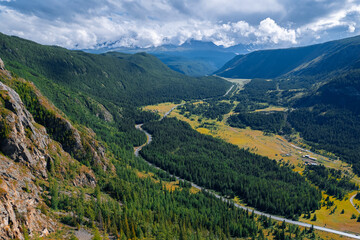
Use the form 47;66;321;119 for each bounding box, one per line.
50;179;59;210
95;184;101;199
23;224;30;240
131;222;137;239
179;223;187;240
124;215;131;238
92;226;102;240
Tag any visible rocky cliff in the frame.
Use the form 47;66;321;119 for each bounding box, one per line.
0;59;108;239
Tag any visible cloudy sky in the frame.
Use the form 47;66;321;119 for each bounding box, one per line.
0;0;359;49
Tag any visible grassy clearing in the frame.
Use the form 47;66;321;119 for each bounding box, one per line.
189;187;200;194
299;191;360;234
136;170;178;191
143;102;180;117
254;105;288;112
315;231;355;240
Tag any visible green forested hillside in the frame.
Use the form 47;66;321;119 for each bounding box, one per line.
0;33;231;107
0;32;231;155
141;118;321;218
287;73;360;175
0;64;321;240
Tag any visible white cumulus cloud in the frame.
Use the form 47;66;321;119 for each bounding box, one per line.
0;0;359;49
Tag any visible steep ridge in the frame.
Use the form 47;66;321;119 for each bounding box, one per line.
0;61;100;239
296;70;360;113
214;35;360;80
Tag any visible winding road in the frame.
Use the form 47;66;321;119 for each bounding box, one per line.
134;93;360;239
350;193;360;214
134;124;152;157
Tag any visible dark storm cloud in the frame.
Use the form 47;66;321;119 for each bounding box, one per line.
278;0;344;26
1;0;108;21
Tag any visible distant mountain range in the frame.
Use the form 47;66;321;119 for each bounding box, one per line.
84;39;262;76
214;35;360;80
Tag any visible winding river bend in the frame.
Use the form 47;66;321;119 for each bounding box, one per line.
134;101;360;239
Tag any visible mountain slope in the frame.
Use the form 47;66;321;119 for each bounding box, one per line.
0;33;231;107
215;35;360;79
152;51;235;76
287;70;360;175
216;35;360;176
0;32;231;156
0;63;101;239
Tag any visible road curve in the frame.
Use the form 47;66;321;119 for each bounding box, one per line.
350;193;360;214
134;103;182;156
134;124;152;157
134;97;360;239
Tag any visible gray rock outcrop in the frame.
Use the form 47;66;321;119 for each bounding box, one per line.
0;58;4;71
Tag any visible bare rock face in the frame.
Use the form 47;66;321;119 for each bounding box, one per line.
0;58;4;71
97;103;113;122
0;81;49;178
0;155;56;240
73;166;96;187
0;71;103;183
0;80;56;239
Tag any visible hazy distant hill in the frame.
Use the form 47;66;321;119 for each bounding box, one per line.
85;39;254;76
215;35;360;79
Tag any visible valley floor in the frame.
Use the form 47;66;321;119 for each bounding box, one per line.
143;101;360;239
